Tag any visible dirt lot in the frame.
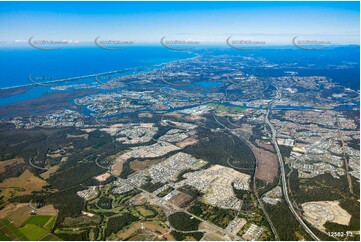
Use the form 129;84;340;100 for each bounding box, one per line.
116;222;174;241
302;201;351;231
0;203;31;227
66;133;89;139
130;159;160;171
94;172;111;182
169;192;193;207
36;205;58;216
175;137;198;148
138;112;153;118
253;144;278;183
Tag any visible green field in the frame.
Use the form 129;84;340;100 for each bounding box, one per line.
22;215;51;227
0;217;58;241
207;103;246;113
135;206;157;218
19;224;49;241
0;219;28;241
44;216;57;230
40;233;62;241
0;230;10;241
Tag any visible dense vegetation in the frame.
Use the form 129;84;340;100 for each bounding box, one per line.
265;201;310;241
56;230;90;241
48;162;104;190
288;170;360;239
279;145;293;158
171;231;204;241
104;213;138;238
188;201;236;229
168;212;201;231
184;129;255;175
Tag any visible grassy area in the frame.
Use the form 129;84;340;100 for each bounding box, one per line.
22;215;51;227
19;224;49;241
188;201;236;229
0;230;10;241
0;170;47;199
54;227;89;234
4;204;32;227
207;103;245;113
0;216;59;241
136;206;156;218
44;216;57;230
40;233;62;241
0;219;28;241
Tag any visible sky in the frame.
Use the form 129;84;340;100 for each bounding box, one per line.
0;1;359;44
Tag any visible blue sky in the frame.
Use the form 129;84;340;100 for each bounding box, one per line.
0;1;359;44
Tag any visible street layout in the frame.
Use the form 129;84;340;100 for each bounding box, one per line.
121;174;242;241
265;88;321;241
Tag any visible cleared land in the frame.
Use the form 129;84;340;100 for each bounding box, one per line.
0;170;47;198
115;222;174;241
302;201;351;232
253;144;278;183
130;159;160;171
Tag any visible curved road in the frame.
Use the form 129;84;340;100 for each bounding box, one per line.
265;100;320;241
212;111;280;240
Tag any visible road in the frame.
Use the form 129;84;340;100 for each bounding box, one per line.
212;111;279;240
336;115;354;194
121;174;240;241
265;100;320;241
252;157;280;241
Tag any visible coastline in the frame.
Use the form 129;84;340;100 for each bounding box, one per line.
0;54;198;91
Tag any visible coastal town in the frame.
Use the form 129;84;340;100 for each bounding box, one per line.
0;51;359;241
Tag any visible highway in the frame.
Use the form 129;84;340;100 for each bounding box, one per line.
336;115;354;194
265;100;320;241
212;111;279;240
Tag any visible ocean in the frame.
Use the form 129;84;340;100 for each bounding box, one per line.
0;46;193;89
0;45;359;107
0;46;194;106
